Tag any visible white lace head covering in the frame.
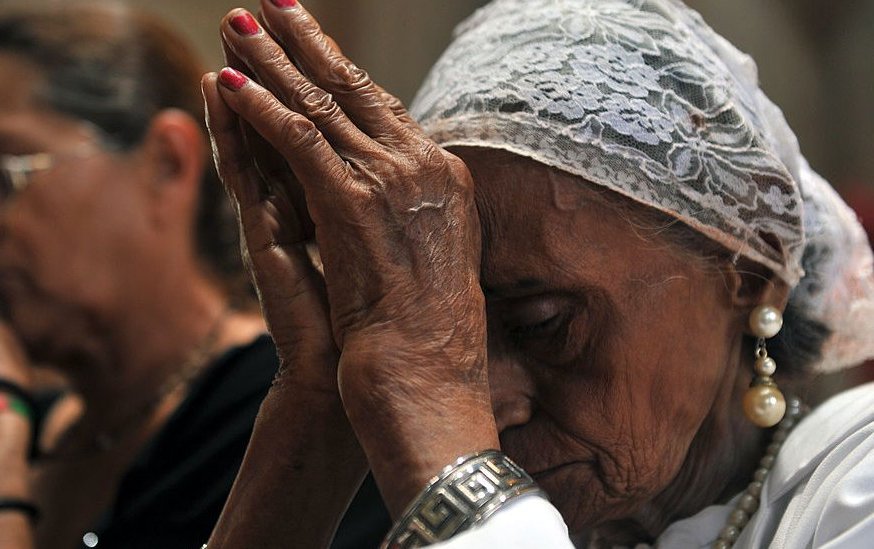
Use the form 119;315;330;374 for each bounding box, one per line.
410;0;874;371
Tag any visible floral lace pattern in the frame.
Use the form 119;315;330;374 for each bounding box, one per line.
411;0;874;371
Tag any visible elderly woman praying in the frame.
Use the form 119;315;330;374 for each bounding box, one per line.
201;0;874;547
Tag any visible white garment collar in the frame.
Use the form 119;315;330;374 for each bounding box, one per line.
766;381;874;503
654;382;874;547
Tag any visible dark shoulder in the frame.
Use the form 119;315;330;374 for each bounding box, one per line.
162;333;277;443
93;335;278;548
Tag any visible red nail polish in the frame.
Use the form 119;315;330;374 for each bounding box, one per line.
269;0;298;8
219;68;248;91
230;13;260;35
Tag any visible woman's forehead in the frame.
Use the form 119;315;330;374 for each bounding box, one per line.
468;160;614;290
464;148;696;299
460;148;606;233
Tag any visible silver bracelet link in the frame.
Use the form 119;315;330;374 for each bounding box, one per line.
380;449;544;548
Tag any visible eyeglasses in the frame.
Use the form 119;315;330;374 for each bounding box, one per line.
0;143;107;205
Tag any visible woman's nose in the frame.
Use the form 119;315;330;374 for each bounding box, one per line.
488;354;536;432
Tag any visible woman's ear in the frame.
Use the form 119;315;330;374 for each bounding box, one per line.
722;255;791;332
138;109;207;228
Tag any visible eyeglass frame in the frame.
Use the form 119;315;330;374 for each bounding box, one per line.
0;123;122;206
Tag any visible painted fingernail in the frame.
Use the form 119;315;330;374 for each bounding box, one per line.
230;12;261;35
269;0;298;8
219;68;248;91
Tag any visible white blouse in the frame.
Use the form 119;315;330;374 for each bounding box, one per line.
433;382;874;548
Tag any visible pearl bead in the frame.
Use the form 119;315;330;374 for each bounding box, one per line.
754;356;777;376
749;305;783;338
729;509;749;528
713;398;803;549
738;494;759;513
719;525;741;542
743;385;786;427
746;481;763;498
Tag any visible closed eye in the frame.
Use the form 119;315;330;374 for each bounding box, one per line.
501;295;572;345
507;312;565;337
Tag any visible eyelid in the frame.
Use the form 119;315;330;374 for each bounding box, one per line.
503;295;570;330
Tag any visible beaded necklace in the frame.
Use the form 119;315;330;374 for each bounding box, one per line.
712;396;806;548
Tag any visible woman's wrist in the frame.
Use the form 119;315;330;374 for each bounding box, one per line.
380;450;543;548
340;356;499;515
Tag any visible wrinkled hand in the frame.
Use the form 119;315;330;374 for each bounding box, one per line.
203;37;362;547
208;1;498;514
204;61;337;397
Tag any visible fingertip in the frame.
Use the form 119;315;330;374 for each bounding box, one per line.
222;6;256;26
201;71;217;95
263;0;299;11
260;0;305;34
219;67;249;91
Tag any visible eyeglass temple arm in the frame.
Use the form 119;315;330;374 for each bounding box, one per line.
1;153;55;191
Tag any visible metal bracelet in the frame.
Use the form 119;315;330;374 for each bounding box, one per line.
380;449;544;549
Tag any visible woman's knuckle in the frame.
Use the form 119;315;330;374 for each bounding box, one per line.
298;86;341;121
327;58;373;93
421;144;447;167
277;113;316;149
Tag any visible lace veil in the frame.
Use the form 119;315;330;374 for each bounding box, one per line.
410;0;874;371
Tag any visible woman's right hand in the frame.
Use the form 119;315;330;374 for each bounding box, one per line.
203;66;337;393
209;0;499;518
203;43;369;549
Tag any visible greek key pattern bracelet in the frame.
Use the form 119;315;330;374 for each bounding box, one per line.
380;450;544;549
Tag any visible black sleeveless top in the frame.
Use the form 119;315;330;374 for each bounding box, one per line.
35;335;389;549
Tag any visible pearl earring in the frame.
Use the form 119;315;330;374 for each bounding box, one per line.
742;305;786;428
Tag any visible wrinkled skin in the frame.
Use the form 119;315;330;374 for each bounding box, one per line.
463;148;772;537
205;1;787;542
207;1;497;518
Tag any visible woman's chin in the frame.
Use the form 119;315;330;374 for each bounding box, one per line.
533;462;655;538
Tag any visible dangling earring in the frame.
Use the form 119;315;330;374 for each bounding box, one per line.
742;305;786;428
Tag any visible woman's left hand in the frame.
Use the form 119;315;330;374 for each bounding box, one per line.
212;0;499;515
